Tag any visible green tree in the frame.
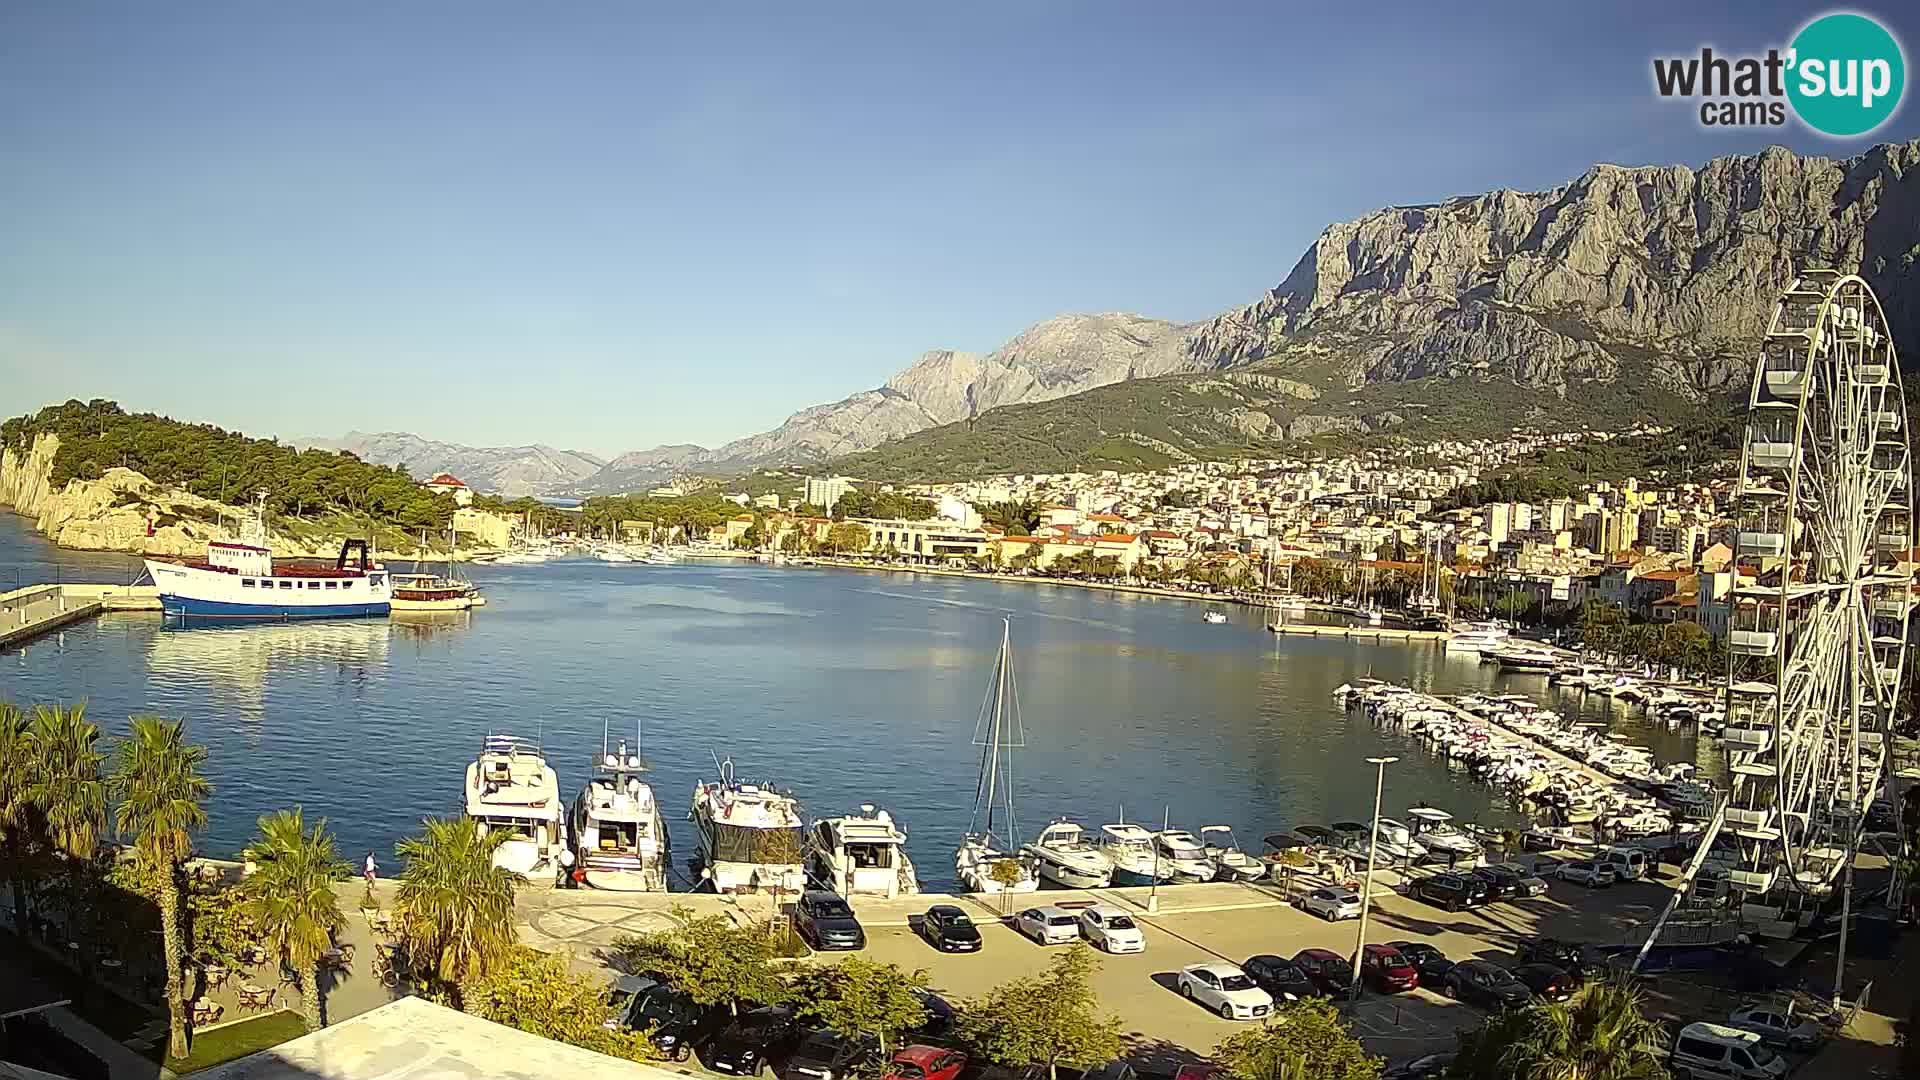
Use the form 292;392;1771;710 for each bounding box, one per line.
827;522;871;555
987;859;1026;913
956;944;1122;1080
27;703;108;978
110;717;212;1061
1448;979;1669;1080
977;499;1044;536
395;816;521;999
0;702;35;934
1213;999;1379;1080
241;809;348;1031
791;958;930;1055
611;904;790;1016
463;945;660;1063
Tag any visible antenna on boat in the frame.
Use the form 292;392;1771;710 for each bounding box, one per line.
601;718;610;763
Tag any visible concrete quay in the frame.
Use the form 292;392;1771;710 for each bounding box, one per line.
0;583;160;649
1267;624;1447;641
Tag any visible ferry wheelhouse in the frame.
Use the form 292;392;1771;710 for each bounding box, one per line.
144;497;390;619
570;738;670;892
465;734;566;877
689;759;806;894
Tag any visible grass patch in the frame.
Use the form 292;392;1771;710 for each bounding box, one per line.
166;1010;307;1074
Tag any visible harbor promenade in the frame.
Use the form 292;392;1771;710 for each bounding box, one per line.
0;583;160;649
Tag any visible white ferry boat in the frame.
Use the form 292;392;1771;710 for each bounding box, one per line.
689;758;806;894
809;805;919;899
570;733;669;892
465;734;566;877
144;496;390;619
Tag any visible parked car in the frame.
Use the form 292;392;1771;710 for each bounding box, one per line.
1727;1004;1825;1051
794;890;866;951
919;905;983;953
1177;963;1274;1020
886;1046;967;1080
1556;859;1617;888
1296;887;1363;921
1359;944;1419;993
1013;905;1082;946
1383;1053;1456;1080
1076;904;1145;953
1513;962;1577;1002
1484;862;1550;897
1442;960;1532;1010
1291;948;1355;996
1241;954;1319;1001
1670;1022;1789;1079
608;976;721;1060
1407;872;1486;911
704;1006;802;1076
1515;938;1607;978
1596;846;1650;881
1387;941;1455;985
778;1030;879;1080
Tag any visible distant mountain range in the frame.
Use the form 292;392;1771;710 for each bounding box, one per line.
304;432;605;496
324;138;1920;492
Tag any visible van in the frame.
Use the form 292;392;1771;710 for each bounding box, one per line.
1598;846;1649;881
1670;1022;1789;1079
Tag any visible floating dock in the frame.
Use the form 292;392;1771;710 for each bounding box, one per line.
0;584;160;649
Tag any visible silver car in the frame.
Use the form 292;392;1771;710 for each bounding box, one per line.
1013;905;1081;945
1297;887;1362;921
1728;1005;1824;1050
1556;860;1617;888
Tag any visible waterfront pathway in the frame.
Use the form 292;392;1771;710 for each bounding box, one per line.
0;583;160;649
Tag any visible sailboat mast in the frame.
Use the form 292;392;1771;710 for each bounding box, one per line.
982;619;1009;840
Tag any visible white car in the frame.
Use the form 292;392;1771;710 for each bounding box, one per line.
1013;905;1081;946
1556;860;1617;888
1728;1005;1824;1050
1076;904;1145;953
1297;887;1362;921
1177;963;1274;1020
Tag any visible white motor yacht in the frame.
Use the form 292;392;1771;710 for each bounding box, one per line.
810;805;920;899
1404;807;1482;861
1202;610;1229;624
569;734;669;892
689;758;806;894
465;734;566;877
1199;825;1265;882
1445;622;1510;654
1153;829;1217;882
1022;820;1113;889
1098;821;1170;885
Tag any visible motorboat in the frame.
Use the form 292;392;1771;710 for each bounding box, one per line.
1370;818;1431;862
1199;825;1264;882
955;620;1040;894
1445;622;1510;655
569;731;669;892
1490;646;1557;673
1152;829;1217;882
689;758;806;894
1403;807;1482;861
1203;610;1229;624
1022;819;1113;889
465;734;566;877
810;805;920;899
1097;821;1170;885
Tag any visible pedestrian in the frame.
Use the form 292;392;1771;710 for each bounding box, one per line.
364;851;378;888
558;847;576;889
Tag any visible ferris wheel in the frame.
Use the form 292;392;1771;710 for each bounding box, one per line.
1722;268;1912;908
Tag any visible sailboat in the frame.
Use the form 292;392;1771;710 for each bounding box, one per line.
954;618;1040;895
393;525;484;611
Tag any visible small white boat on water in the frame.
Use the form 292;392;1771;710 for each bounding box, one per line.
955;619;1040;895
1203;610;1229;624
569;729;669;892
810;805;920;898
1404;807;1481;861
465;734;567;877
1153;828;1218;882
1200;825;1265;882
1022;820;1114;889
1098;821;1170;885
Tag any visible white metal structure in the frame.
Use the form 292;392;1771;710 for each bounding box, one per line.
1724;269;1912;968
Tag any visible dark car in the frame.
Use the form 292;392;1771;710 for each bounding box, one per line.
1359;944;1419;993
704;1006;802;1076
1407;872;1487;911
1291;948;1354;996
795;890;866;951
1513;962;1577;1002
1515;937;1606;978
778;1030;880;1080
1384;1053;1457;1080
1443;960;1532;1010
1242;954;1320;1001
609;977;723;1061
1471;864;1526;900
919;905;983;953
1387;941;1455;985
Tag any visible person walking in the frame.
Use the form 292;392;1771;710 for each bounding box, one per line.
364;851;378;888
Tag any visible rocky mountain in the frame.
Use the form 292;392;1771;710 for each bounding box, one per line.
837;139;1920;479
307;431;605;496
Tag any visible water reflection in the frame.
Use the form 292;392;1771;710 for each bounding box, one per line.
146;619;392;721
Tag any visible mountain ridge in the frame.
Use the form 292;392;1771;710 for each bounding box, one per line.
304;431;606;496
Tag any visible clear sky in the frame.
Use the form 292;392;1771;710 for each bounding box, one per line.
4;2;1917;457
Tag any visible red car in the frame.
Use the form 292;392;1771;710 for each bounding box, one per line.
1360;944;1419;993
887;1046;968;1080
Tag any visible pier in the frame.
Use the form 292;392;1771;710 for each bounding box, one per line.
0;583;160;649
1267;623;1448;641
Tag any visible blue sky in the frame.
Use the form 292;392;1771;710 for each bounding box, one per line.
4;2;1918;457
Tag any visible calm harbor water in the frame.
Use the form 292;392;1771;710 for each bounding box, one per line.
1;512;1720;889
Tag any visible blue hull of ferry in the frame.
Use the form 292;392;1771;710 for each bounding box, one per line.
161;596;390;620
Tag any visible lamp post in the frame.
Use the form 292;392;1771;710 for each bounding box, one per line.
1349;755;1398;999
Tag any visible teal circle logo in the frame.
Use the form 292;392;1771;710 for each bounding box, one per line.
1788;13;1905;136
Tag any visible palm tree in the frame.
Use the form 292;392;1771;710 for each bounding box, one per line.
111;717;211;1061
242;809;347;1031
0;702;36;933
395;816;520;1000
26;704;107;959
1457;979;1669;1080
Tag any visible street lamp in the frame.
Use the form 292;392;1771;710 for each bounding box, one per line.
1349;755;1398;999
